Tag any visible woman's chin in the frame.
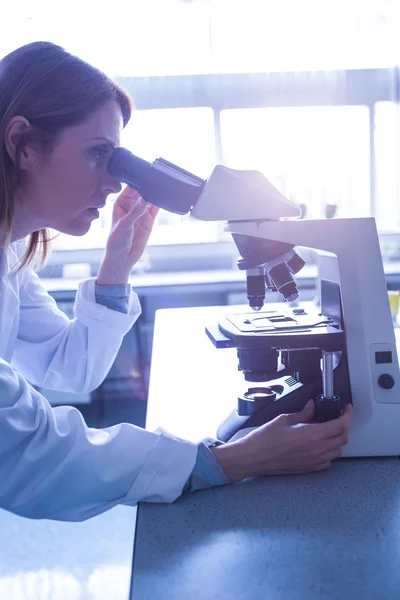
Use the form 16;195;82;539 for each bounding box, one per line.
59;220;92;237
55;210;99;236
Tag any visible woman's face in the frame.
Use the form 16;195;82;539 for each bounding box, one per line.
14;100;123;237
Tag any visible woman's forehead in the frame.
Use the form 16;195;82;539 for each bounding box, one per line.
67;101;123;146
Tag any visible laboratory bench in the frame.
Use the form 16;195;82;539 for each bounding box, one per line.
130;303;400;600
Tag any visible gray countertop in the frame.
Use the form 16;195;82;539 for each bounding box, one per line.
40;268;249;292
131;304;400;600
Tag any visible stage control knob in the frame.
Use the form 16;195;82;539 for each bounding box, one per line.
378;374;395;389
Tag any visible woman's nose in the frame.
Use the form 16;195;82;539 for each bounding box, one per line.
103;173;122;195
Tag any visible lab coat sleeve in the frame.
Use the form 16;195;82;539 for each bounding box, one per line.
0;359;198;520
11;269;142;393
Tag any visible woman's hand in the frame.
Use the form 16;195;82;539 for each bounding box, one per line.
97;187;160;285
212;401;353;483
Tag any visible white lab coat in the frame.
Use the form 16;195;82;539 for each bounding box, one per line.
0;242;197;521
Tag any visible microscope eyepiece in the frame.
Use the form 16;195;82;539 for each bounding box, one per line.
107;148;151;192
107;147;205;214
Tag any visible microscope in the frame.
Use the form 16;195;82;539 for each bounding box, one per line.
108;148;400;457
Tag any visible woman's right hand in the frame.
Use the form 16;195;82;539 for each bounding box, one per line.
212;400;353;483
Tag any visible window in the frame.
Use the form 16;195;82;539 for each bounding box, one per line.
375;102;400;229
221;105;371;220
209;0;397;73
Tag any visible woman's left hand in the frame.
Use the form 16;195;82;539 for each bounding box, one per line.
97;186;160;285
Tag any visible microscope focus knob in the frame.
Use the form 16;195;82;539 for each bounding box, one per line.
378;374;395;389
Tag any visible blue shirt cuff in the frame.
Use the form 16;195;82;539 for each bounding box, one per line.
183;440;231;493
94;283;131;314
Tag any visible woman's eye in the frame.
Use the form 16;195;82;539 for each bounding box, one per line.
92;146;110;161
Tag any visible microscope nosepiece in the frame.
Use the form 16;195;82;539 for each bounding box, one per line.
268;262;299;303
285;251;306;275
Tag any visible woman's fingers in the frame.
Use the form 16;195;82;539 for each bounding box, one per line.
317;431;348;454
117;197;148;232
313;462;332;472
149;204;160;219
315;447;343;467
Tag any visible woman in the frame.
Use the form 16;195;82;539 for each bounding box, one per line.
0;42;352;521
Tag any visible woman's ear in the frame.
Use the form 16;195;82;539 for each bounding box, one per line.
4;116;37;169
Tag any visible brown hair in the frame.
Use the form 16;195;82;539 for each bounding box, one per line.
0;41;132;274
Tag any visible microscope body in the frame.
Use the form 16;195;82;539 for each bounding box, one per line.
208;217;400;457
107;147;400;457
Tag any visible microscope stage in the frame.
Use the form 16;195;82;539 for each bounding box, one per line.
214;307;345;352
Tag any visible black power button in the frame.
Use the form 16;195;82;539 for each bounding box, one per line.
378;374;395;389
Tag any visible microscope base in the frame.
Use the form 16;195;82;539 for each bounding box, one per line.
217;380;327;442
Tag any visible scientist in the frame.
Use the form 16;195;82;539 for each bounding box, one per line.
0;42;352;521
